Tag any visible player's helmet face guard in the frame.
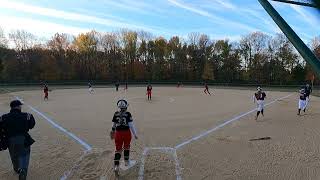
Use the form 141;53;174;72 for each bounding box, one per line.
257;87;262;91
117;99;129;110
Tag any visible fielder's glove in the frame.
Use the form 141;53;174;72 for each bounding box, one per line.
110;131;115;140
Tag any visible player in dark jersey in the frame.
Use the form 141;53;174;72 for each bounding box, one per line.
147;84;152;100
253;87;266;120
298;88;307;115
43;84;49;101
110;99;138;175
304;83;312;110
177;82;182;88
304;84;312;97
115;81;120;92
204;83;211;95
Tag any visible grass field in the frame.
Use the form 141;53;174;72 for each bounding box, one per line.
0;86;319;180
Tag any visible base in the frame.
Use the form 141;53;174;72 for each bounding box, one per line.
120;160;136;171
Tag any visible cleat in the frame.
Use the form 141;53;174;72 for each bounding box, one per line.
114;165;119;177
114;165;119;172
125;160;129;166
18;169;26;180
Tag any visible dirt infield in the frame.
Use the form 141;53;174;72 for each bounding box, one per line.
0;87;319;180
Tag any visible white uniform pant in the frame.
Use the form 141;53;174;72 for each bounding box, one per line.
89;87;93;93
305;96;310;108
257;100;264;111
298;99;306;110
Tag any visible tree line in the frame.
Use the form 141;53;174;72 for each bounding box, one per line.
0;27;319;85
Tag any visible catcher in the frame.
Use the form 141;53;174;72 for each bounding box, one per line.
110;99;138;175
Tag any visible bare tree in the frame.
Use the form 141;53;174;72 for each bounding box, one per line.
137;30;154;42
9;30;36;51
47;33;71;51
0;27;8;48
311;36;320;52
188;32;200;46
199;34;210;49
101;32;120;52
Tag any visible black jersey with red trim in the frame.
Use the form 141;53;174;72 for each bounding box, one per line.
299;92;307;100
255;92;266;100
147;85;152;91
304;86;312;96
44;86;48;93
112;111;133;131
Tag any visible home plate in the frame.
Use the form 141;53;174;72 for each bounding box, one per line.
120;160;136;171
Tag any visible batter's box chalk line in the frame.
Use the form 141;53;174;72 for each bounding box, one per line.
138;93;293;180
60;150;91;180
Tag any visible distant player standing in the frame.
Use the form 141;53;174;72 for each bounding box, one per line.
115;81;120;92
177;82;182;88
254;87;266;120
88;82;94;94
43;84;49;101
298;88;307;115
110;99;138;176
147;84;152;100
204;82;211;95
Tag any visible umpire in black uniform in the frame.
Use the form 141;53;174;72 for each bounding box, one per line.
0;100;35;180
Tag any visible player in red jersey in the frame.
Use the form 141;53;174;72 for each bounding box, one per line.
43;84;49;101
124;82;128;91
110;99;138;176
147;84;152;100
204;82;211;95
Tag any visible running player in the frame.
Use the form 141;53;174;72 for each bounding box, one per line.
304;83;312;110
124;82;128;91
88;82;94;94
204;82;211;95
110;99;138;176
254;87;266;120
147;84;152;100
43;84;49;101
298;88;307;115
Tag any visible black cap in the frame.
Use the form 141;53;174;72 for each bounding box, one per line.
10;100;23;108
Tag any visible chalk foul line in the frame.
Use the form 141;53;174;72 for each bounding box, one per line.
27;105;92;152
175;94;293;149
15;96;93;180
